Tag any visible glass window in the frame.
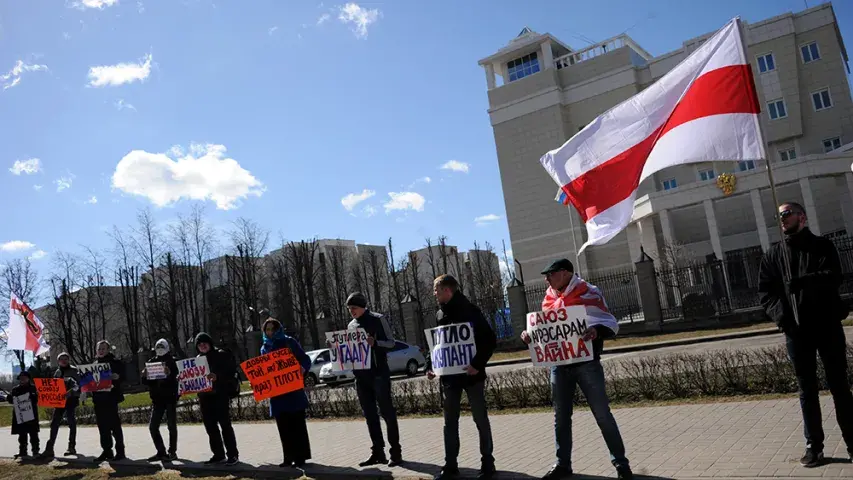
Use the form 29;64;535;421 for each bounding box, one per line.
801;42;820;63
823;137;842;153
506;52;540;83
738;160;756;171
812;89;833;111
767;99;787;120
757;53;775;73
663;178;677;190
779;149;796;161
699;169;715;181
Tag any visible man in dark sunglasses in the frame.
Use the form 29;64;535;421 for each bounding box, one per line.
758;202;853;468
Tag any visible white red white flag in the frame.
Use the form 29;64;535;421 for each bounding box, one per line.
8;293;50;356
540;18;764;252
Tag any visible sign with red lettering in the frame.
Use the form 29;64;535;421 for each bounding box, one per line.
34;378;67;408
526;306;593;367
177;357;213;396
240;348;304;402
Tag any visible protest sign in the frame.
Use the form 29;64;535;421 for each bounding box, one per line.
145;362;167;380
176;357;213;396
424;323;477;376
13;394;35;424
35;378;67;408
325;328;371;372
241;348;304;402
78;363;113;392
526;306;594;367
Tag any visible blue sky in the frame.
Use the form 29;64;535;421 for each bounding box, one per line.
1;0;851;301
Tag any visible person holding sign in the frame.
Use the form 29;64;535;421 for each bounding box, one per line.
92;340;127;463
195;332;240;466
142;339;180;461
40;352;80;459
427;275;497;480
261;318;313;468
342;292;403;468
520;260;631;480
7;371;39;459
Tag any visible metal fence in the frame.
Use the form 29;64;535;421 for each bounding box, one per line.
523;268;642;323
656;260;731;321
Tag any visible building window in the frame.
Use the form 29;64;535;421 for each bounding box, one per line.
756;53;775;73
823;137;842;153
767;99;787;120
778;148;797;161
738;160;756;172
662;178;677;191
507;52;540;82
699;168;715;181
801;42;821;63
812;88;833;111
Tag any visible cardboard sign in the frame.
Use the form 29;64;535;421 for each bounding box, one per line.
425;323;477;376
146;362;167;380
13;394;35;424
176;357;213;396
241;348;304;402
526;306;594;367
35;378;67;408
325;328;372;372
78;363;113;392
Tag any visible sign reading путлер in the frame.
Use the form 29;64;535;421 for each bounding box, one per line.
425;323;477;376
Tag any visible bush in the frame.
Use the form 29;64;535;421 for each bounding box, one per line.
54;342;851;425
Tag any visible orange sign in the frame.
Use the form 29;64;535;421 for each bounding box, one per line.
34;378;67;408
240;348;304;402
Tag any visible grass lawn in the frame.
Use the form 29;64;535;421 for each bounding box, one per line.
490;322;777;362
0;460;314;480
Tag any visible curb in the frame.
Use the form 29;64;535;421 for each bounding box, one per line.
486;327;781;368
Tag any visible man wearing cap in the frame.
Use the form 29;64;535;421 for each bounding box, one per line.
521;259;632;480
343;292;403;467
40;352;81;459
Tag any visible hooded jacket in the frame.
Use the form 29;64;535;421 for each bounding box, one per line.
7;380;39;435
195;332;238;399
145;340;179;405
261;319;312;415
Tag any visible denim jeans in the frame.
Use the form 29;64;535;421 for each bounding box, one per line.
46;405;76;451
786;324;853;453
442;380;494;469
551;359;628;469
355;373;401;458
149;402;178;456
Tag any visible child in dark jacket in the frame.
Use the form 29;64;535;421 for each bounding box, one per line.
142;338;180;461
261;318;312;468
8;371;39;459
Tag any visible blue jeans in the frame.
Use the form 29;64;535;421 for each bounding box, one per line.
551;360;628;469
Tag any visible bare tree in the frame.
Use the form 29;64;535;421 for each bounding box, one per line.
112;226;142;357
0;258;40;370
386;238;406;341
424;237;439;280
407;251;428;340
132;209;165;340
366;250;385;313
327;244;352;330
284;240;321;349
228;217;270;357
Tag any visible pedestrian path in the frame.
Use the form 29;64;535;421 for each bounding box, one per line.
2;396;851;479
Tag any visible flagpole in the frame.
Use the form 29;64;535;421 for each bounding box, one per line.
567;208;582;273
735;18;800;325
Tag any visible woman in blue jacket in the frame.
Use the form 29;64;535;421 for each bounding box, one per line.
261;318;312;468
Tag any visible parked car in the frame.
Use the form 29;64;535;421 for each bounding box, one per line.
305;349;332;388
320;341;426;386
0;389;8;402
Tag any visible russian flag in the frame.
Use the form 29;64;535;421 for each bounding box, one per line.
555;189;570;207
79;364;113;392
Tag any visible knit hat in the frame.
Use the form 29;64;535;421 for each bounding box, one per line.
18;370;31;380
195;332;214;347
57;352;71;362
346;292;368;309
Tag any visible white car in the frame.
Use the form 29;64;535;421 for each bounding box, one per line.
320;341;426;386
305;349;333;388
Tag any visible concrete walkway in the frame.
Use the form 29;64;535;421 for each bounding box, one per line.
3;396;852;479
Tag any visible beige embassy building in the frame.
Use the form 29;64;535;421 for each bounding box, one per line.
480;2;853;281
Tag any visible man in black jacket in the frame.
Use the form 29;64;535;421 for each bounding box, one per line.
92;340;126;462
427;274;497;480
40;352;80;459
143;338;180;461
759;202;853;467
195;332;240;466
343;292;403;467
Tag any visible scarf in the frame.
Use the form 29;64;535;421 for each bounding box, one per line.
262;328;286;348
542;274;620;334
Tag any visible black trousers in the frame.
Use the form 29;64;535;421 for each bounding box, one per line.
355;373;401;458
442;380;494;469
275;410;311;463
93;400;125;455
786;324;853;453
199;395;238;459
46;406;76;451
149;402;178;455
17;431;39;454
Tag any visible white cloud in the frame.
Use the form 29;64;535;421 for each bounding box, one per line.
88;53;152;87
55;175;74;192
29;250;48;261
70;0;119;10
337;3;380;39
317;13;331;25
0;241;35;253
9;158;42;175
384;192;425;213
115;99;136;111
1;60;48;91
268;26;278;36
111;143;265;210
363;205;377;217
341;189;375;211
86;195;98;204
137;1;145;13
475;213;501;226
441;160;470;173
33;185;43;191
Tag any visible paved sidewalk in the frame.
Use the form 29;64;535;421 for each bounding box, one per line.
2;396;852;479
